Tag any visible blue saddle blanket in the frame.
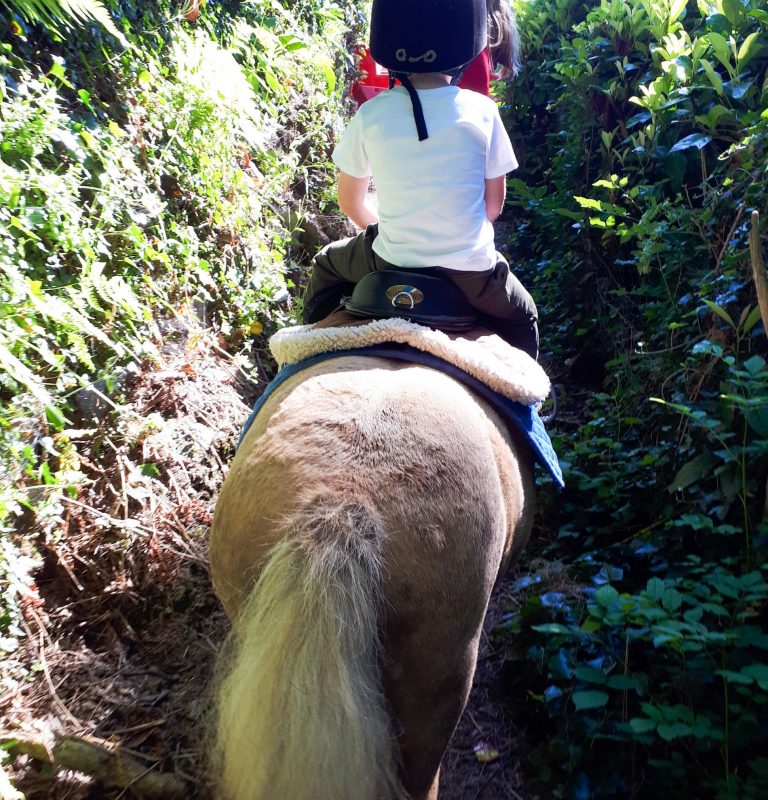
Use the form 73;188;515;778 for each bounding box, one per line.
238;343;564;487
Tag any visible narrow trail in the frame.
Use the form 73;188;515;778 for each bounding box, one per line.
440;579;529;800
6;317;533;799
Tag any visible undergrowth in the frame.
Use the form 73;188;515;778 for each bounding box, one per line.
0;0;360;682
500;0;768;797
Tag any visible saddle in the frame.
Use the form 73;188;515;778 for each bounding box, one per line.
345;270;476;332
255;295;564;487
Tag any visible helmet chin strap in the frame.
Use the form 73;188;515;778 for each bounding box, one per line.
391;72;429;142
450;65;467;85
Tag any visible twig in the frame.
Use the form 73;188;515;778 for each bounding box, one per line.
24;611;82;730
105;719;167;737
749;210;768;523
2;734;185;799
749;210;768;337
715;203;745;274
59;497;207;565
43;542;84;593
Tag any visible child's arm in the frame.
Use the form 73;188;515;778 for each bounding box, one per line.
485;175;506;222
337;171;379;229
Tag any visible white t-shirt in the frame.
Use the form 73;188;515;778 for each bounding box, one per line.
332;84;518;272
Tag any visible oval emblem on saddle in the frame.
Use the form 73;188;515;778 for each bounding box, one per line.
386;284;424;308
345;270;476;332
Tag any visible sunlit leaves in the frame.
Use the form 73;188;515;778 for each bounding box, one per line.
0;0;129;47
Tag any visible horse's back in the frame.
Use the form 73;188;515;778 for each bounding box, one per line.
210;355;533;619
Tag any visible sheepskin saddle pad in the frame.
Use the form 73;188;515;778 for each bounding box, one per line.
239;313;563;486
270;312;550;406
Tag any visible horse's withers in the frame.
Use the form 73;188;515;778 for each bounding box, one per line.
209;354;535;800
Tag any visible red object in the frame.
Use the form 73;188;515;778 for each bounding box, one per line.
351;46;391;106
459;48;493;97
350;47;497;106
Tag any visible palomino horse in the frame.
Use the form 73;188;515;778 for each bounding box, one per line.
208;352;535;800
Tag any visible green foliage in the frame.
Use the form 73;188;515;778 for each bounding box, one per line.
503;560;768;798
1;0;128;45
502;0;768;795
0;0;357;657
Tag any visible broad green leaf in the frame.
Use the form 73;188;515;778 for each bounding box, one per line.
657;722;691;741
705;13;731;34
669;133;712;153
742;664;768;690
573;666;607;684
574;196;604;211
700;59;724;94
743;355;767;375
715;669;754;685
703;299;735;327
673;514;715;531
706;31;734;75
606;675;640;691
730;79;753;100
741;305;763;335
595;585;619;607
45;405;68;432
629;717;656;734
531;623;572;635
646;577;666;600
572;690;609;711
669;0;687;24
721;0;743;27
669;452;718;491
746;407;768;438
662;588;683;612
737;31;764;69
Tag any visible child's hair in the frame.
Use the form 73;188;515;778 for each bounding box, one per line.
487;0;521;78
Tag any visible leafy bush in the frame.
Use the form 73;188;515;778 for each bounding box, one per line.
501;0;768;795
0;0;357;654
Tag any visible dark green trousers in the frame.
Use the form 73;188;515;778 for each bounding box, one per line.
302;224;539;359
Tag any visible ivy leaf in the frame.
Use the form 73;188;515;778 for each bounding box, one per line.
715;669;754;685
742;664;768;690
572;690;609;711
657;722;691;741
629;717;656;734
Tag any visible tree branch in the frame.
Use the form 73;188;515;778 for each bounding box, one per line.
3;734;186;799
749;210;768;338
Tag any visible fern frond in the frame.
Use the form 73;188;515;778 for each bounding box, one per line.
1;0;129;47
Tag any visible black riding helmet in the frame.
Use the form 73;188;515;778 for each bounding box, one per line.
369;0;488;141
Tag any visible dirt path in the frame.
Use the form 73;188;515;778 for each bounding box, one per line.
440;580;529;800
3;324;529;799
